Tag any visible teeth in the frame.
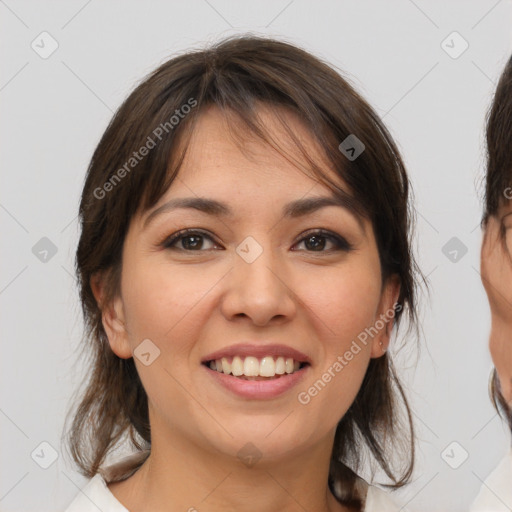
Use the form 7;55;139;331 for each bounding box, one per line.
221;357;231;374
244;356;259;376
260;356;275;377
232;356;243;376
275;357;286;374
208;355;305;377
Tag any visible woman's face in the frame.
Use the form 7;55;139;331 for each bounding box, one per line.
97;106;400;464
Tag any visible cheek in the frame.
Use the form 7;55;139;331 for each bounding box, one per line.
490;339;512;376
119;257;220;410
301;263;382;348
294;264;381;414
489;337;512;403
121;256;218;343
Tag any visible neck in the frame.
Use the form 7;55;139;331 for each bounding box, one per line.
108;422;359;512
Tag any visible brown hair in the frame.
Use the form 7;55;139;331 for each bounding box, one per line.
491;369;512;431
483;55;512;222
62;34;422;506
481;55;512;430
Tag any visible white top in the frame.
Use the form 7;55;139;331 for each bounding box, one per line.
470;449;512;512
63;452;400;512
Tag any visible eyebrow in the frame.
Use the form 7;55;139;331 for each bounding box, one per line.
143;195;366;232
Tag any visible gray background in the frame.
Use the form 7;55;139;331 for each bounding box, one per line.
1;1;512;511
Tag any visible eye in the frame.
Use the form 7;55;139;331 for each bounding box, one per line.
292;229;353;252
162;229;221;251
160;228;353;253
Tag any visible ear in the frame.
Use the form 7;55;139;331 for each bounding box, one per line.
370;274;401;358
90;272;132;359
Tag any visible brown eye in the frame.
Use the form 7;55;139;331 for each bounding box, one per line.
293;230;353;252
163;230;220;251
303;234;327;251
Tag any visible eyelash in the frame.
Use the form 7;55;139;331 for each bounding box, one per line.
160;228;353;253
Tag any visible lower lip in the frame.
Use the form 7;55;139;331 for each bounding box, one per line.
203;364;309;399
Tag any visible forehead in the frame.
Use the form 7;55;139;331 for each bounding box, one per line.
137;105;369;236
176;105;343;190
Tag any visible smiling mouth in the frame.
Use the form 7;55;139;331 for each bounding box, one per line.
202;355;310;380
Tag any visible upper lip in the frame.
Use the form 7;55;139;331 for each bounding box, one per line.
201;343;312;364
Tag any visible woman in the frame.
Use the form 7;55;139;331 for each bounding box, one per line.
473;55;512;511
62;35;421;512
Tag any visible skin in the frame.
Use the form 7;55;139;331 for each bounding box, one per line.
481;206;512;405
91;105;400;512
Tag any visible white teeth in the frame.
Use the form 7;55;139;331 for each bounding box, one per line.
207;355;305;377
243;356;259;376
232;356;243;376
275;356;286;374
221;357;231;374
260;356;275;377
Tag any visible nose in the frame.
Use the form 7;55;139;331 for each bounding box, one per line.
220;238;297;327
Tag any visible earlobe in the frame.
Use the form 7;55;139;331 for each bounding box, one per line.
103;298;132;359
90;272;132;359
370;274;401;358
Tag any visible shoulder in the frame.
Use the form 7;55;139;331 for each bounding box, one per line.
363;485;401;512
63;450;149;512
63;474;129;512
332;476;401;511
470;449;512;512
